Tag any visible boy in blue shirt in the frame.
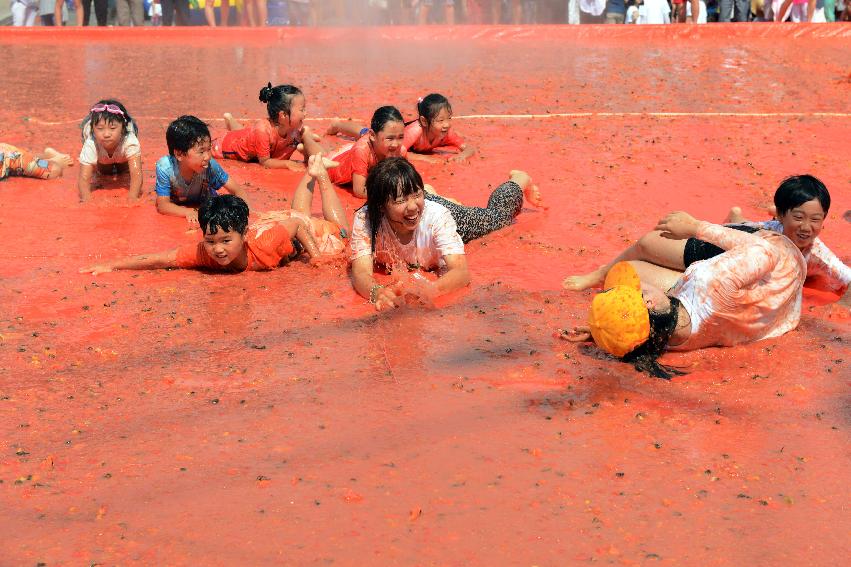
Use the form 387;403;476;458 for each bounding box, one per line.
156;115;249;228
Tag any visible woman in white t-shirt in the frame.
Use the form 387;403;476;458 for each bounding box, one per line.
350;157;470;311
78;99;142;203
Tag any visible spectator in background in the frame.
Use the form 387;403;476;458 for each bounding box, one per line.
626;0;640;21
80;0;108;24
161;0;190;24
580;0;606;21
418;0;456;24
719;0;749;20
687;0;708;20
40;0;56;24
117;0;145;24
606;0;627;21
11;0;40;25
55;0;85;24
639;0;671;21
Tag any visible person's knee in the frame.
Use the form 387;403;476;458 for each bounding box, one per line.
637;231;663;256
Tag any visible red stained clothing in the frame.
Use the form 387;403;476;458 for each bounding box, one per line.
403;121;464;153
327;135;408;185
175;222;295;272
213;120;300;162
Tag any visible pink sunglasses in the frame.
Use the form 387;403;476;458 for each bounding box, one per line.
90;103;125;117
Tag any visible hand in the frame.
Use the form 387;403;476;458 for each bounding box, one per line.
373;282;403;312
400;272;438;306
185;209;199;229
79;264;113;276
655;211;700;240
557;326;592;342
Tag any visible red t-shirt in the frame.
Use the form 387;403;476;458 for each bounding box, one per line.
221;120;299;162
175;222;294;271
327;135;408;185
403;121;464;153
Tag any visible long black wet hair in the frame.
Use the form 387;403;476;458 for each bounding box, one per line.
413;93;452;131
621;297;687;380
258;83;303;125
83;99;137;140
364;157;423;254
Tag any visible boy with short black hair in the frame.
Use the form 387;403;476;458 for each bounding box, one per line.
81;154;350;275
155;115;250;228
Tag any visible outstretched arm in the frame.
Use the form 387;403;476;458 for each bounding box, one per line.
448;143;476;164
80;248;179;276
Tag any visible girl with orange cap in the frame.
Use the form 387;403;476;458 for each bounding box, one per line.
564;211;806;378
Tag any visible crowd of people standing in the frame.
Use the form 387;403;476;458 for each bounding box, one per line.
8;0;850;27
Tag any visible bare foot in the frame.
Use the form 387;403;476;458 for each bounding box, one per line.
223;112;241;131
325;121;341;136
423;184;462;205
562;269;605;291
43;148;73;168
524;184;546;209
724;206;744;223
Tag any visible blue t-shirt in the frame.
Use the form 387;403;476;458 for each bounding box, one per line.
155;155;229;205
607;0;626;14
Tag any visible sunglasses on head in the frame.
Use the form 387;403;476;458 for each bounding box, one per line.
90;104;125;117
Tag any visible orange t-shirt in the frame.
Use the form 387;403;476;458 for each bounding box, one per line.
403;121;464;153
219;120;299;162
327;135;407;185
175;221;295;271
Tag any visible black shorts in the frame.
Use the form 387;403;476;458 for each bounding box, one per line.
683;224;761;268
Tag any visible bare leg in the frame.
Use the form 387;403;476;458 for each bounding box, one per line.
628;260;684;292
42;147;73;168
291;157;350;234
223;112;243;131
220;0;229;25
563;230;688;291
256;0;266;25
724;206;745;223
204;3;216;25
298;125;326;159
445;3;454;23
418;4;430;24
326;119;367;138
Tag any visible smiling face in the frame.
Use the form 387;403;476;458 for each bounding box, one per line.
778;198;826;250
202;228;246;267
421;107;452;144
92;117;124;152
370;120;405;159
278;94;306;134
384;185;425;240
177;138;212;175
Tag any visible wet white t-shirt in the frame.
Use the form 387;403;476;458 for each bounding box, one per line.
350;200;465;271
78;120;141;166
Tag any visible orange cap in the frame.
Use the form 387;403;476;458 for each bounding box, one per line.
588;263;650;358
